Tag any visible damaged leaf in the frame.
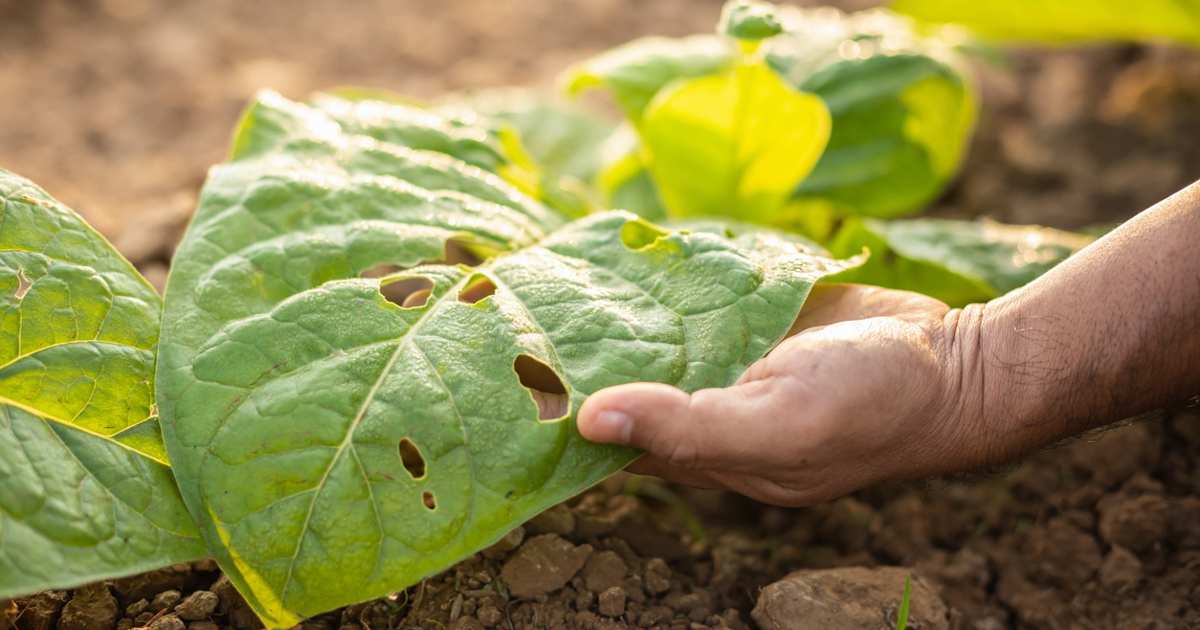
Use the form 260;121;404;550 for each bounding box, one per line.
157;92;856;626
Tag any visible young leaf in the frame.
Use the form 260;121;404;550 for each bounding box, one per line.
891;0;1200;45
0;169;204;599
157;93;857;626
567;4;976;222
640;61;831;221
828;217;1092;306
562;35;735;120
768;7;977;219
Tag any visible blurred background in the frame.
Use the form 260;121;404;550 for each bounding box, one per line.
0;0;1198;273
2;3;1199;628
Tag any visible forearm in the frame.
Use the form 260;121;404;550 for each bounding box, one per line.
964;181;1200;463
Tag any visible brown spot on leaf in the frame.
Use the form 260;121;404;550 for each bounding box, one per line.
14;268;31;300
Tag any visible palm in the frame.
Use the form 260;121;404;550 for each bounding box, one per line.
624;284;955;505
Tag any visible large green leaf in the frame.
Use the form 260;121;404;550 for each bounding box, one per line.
0;170;204;598
828;217;1091;306
157;93;855;627
891;0;1200;45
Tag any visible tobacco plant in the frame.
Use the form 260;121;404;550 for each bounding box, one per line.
0;0;1120;627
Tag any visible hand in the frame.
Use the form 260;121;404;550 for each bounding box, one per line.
576;284;988;507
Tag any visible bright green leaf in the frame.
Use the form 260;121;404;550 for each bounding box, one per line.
769;7;977;218
562;35;735;119
828;217;1091;306
891;0;1200;45
0;169;205;599
567;5;976;223
157;93;856;627
640;61;831;222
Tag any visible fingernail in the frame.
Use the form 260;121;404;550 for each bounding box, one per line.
594;410;634;444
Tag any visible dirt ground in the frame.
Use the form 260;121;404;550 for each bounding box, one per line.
2;1;1199;629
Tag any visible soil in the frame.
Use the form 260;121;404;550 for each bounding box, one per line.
2;2;1199;629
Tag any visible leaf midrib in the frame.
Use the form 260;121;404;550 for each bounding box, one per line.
275;264;474;604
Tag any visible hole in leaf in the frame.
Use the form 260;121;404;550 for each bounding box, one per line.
620;218;669;250
444;238;483;267
422;490;437;510
458;275;497;304
360;263;402;279
397;438;426;479
14;268;31;300
514;354;569;421
380;277;434;308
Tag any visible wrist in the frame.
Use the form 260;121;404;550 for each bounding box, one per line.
946;294;1080;469
934;302;998;470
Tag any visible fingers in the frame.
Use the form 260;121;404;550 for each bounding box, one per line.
577;382;766;469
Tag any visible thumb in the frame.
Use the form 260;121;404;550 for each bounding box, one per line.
577;382;762;468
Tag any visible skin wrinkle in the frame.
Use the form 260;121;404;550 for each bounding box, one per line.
579;181;1200;508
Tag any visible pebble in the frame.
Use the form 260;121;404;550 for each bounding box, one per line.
476;604;502;627
59;583;119;630
582;550;628;593
643;558;672;595
11;591;68;630
147;614;186;630
1099;546;1143;592
500;534;593;598
151;590;182;612
752;567;950;630
597;586;626;617
174;590;218;621
1098;494;1169;552
527;503;576;536
126;599;150;618
482;526;525;559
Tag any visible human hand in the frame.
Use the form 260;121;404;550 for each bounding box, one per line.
576;284;990;506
